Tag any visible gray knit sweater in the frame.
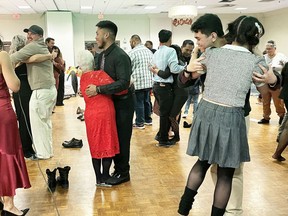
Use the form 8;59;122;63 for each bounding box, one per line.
200;45;266;107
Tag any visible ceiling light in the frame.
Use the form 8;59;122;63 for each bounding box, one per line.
144;6;156;10
235;7;247;10
197;6;207;9
18;6;31;9
81;6;92;10
168;5;198;19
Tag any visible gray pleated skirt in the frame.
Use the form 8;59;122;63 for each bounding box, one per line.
186;99;250;168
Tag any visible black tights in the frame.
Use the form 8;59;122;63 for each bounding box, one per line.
187;159;235;209
92;157;112;183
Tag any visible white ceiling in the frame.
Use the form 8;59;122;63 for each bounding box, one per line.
0;0;287;15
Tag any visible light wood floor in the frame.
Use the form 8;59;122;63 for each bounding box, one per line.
13;95;288;216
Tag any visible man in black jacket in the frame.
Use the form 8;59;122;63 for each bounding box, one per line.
86;20;134;185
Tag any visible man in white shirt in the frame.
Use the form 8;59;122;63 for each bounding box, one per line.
258;40;287;125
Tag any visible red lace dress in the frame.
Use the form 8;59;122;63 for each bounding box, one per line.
0;73;31;196
80;70;121;159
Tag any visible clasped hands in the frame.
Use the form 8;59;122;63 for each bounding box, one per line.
85;84;98;97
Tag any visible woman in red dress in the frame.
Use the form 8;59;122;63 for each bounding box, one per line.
0;40;30;216
78;50;121;186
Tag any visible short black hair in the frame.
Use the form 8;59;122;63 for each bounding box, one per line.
131;34;141;42
45;37;54;44
146;40;153;46
191;13;224;37
225;15;265;51
96;20;118;39
158;29;172;43
182;39;194;47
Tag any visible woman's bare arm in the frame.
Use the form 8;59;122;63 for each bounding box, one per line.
0;51;20;92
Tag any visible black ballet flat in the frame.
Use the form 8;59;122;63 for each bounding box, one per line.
1;208;29;216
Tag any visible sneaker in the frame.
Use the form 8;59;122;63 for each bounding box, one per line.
144;122;152;126
258;118;270;124
133;123;145;129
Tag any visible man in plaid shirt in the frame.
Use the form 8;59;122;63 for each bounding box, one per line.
129;35;153;129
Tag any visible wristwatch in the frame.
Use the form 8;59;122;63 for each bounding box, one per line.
96;86;101;94
184;65;193;73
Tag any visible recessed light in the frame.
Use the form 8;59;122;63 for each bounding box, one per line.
18;6;31;9
235;7;247;10
144;6;156;10
197;6;207;9
81;6;92;9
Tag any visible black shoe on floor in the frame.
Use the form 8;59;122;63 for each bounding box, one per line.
183;121;192;128
62;139;83;148
1;208;29;216
63;138;81;144
171;134;180;143
156;139;176;147
154;133;160;141
105;173;130;185
258;118;270;124
279;117;284;125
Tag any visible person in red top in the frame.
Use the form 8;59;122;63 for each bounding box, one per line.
78;50;124;186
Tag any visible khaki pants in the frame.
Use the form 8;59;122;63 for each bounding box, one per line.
30;86;57;159
261;87;285;120
210;116;250;216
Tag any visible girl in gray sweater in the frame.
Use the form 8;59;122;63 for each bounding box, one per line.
178;16;266;216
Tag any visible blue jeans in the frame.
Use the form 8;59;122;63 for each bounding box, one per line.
134;89;152;125
184;93;199;115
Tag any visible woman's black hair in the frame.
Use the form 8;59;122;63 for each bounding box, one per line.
225;15;265;52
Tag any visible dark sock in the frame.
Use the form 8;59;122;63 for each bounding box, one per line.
211;205;225;216
178;187;197;215
92;158;102;184
102;157;112;180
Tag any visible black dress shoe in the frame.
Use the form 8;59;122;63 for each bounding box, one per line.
62;139;83;148
76;107;83;114
183;121;192;128
1;208;29;216
63;138;81;144
156;139;176;147
258;118;270;124
56;103;64;106
171;134;180;142
105;173;130;185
